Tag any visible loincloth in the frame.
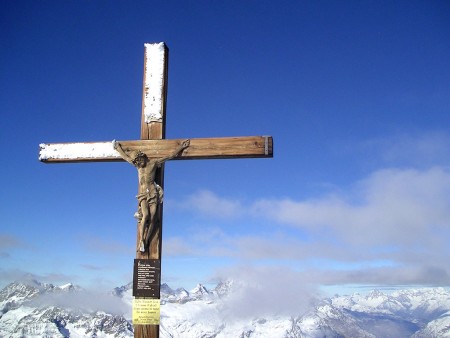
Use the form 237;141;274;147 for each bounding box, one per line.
136;183;164;206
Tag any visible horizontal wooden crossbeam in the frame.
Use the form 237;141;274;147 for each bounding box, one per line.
39;136;273;163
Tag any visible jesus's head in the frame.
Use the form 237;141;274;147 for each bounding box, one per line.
133;151;148;168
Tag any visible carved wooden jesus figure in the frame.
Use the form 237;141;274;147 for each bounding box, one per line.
113;139;190;252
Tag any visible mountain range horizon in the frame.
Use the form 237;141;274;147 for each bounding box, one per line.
1;277;450;337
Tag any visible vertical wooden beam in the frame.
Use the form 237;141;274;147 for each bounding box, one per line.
134;42;169;338
140;42;168;141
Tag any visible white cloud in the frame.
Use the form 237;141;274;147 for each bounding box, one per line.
79;233;132;254
252;167;450;248
304;265;450;287
166;166;450;287
164;237;196;256
0;234;21;249
175;189;243;218
30;289;130;316
358;130;450;167
211;265;320;319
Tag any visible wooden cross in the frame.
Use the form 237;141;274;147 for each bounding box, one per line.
39;42;273;338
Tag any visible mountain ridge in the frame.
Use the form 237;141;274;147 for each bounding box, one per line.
1;280;450;337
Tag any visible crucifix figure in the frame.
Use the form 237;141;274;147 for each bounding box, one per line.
39;42;272;338
113;139;190;252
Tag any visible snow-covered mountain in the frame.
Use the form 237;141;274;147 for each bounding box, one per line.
0;279;132;337
1;279;450;337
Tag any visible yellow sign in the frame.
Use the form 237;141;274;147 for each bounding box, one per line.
132;298;160;325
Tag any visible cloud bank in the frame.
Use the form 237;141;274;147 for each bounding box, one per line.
167;165;450;287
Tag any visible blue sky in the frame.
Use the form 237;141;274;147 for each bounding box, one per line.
1;0;449;297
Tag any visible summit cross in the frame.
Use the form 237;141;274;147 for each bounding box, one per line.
39;42;273;338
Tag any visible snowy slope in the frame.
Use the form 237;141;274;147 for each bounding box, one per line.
0;280;133;337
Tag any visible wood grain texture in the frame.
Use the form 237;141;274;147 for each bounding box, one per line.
135;43;169;338
39;136;273;163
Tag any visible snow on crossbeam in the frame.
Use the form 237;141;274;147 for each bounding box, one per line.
39;141;119;162
39;136;273;163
